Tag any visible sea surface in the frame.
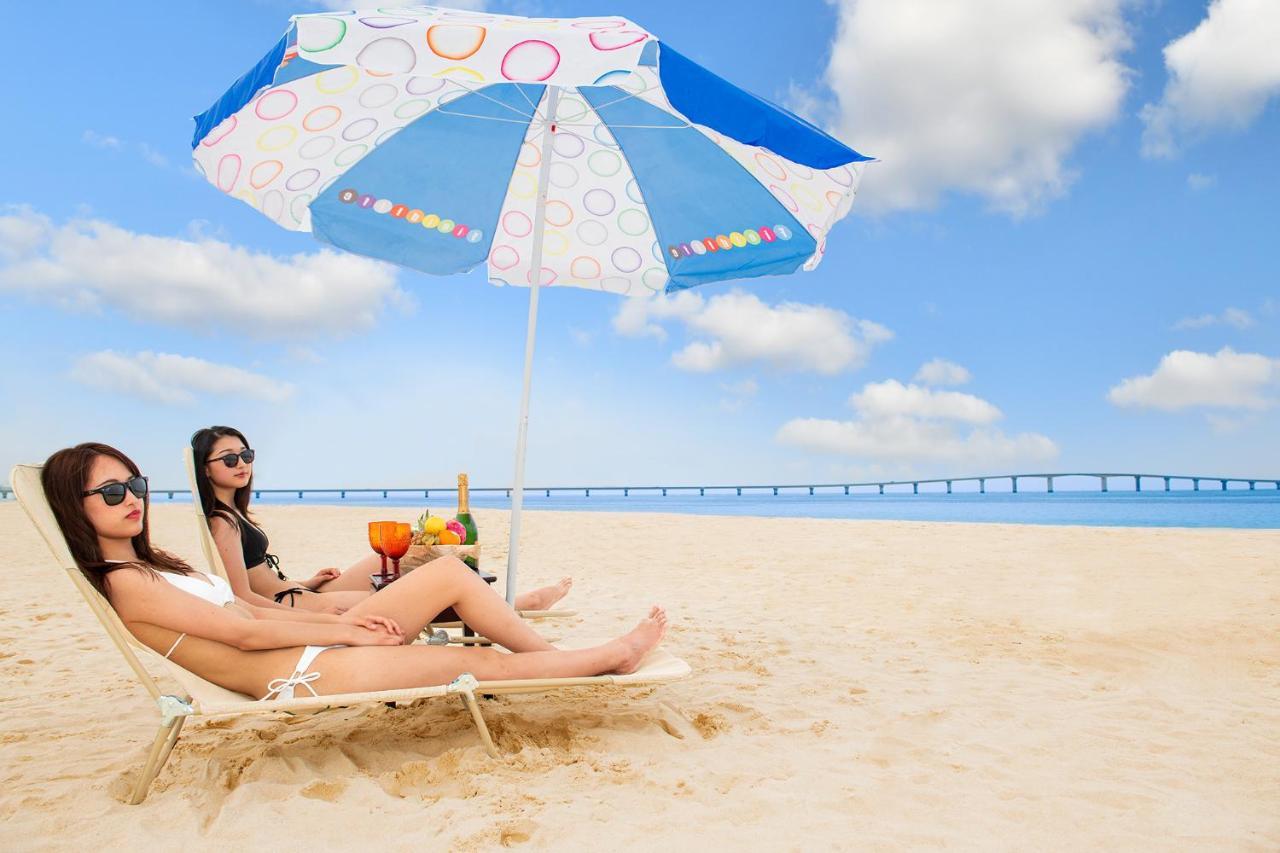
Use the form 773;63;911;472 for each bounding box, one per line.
121;488;1280;530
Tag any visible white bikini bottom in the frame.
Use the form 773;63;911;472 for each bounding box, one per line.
262;644;341;701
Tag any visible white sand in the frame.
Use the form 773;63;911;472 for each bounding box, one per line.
0;502;1277;850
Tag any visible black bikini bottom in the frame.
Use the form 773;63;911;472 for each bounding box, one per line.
273;587;308;606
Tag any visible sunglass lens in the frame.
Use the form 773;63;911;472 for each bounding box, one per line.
128;476;148;499
102;483;127;506
241;449;255;464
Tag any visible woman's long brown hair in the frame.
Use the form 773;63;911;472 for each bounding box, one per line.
190;426;254;529
42;442;194;599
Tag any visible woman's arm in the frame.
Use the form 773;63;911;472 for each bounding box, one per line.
242;600;402;635
109;568;402;650
209;515;296;611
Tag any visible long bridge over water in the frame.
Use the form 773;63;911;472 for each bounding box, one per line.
4;472;1278;502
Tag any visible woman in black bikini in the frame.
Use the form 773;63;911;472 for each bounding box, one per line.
191;426;573;614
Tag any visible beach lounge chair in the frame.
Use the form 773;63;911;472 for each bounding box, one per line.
179;448;575;628
10;463;690;805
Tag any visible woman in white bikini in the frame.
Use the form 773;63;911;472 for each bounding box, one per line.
190;425;572;614
42;442;666;700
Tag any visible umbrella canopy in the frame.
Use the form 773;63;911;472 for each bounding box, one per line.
193;6;870;600
193;7;869;294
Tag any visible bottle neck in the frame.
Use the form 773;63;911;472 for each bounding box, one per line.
457;475;470;513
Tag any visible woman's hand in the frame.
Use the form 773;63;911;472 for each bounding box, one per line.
341;614;404;646
341;613;403;637
300;568;343;590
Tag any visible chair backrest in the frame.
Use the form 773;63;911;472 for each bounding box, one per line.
183;446;229;581
10;463;253;709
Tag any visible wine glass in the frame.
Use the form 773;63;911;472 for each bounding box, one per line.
368;521;388;580
380;521;413;579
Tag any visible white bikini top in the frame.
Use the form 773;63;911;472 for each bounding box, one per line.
157;571;236;607
102;562;236;660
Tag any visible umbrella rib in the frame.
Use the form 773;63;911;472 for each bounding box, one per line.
441;79;538;122
510;83;546;123
435;109;538;125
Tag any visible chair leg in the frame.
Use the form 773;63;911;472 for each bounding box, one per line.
458;690;500;758
128;715;186;805
446;674;500;758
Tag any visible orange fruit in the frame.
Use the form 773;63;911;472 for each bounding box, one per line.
437;529;461;545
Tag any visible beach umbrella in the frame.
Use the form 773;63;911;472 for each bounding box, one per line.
192;6;870;603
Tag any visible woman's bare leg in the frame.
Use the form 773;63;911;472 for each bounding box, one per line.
317;556;573;612
308;609;668;694
311;553;384;593
344;557;558;652
514;577;573;611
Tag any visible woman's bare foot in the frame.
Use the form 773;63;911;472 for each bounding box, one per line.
611;606;668;675
515;577;573;611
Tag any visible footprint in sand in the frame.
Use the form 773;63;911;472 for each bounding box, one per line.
499;819;538;846
301;779;348;802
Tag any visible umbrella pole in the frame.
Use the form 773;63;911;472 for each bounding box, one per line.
505;85;561;606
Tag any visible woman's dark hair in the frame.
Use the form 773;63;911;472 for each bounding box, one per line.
190;426;255;528
42;442;194;599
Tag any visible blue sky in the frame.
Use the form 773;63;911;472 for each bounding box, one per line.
1;0;1277;491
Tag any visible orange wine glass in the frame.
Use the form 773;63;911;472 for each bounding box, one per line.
368;521;388;580
380;521;412;579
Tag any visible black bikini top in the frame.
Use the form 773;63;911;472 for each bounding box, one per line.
234;514;284;579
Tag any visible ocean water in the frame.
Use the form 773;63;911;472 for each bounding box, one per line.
139;488;1280;529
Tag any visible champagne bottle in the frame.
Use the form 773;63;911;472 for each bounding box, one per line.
456;473;478;546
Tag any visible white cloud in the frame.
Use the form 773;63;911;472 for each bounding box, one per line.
0;206;405;338
1186;172;1217;191
812;0;1130;214
81;130;122;150
717;377;759;413
913;358;971;387
852;380;1000;425
1108;348;1280;411
613;290;892;374
1172;307;1254;330
70;351;295;406
777;378;1057;466
1140;0;1280;158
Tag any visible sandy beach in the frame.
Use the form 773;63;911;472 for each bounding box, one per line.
0;502;1276;850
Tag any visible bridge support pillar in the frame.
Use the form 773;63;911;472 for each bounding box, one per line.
844;485;850;495
979;479;985;494
699;487;704;496
1012;477;1018;494
1164;477;1170;492
878;484;884;495
298;491;304;499
505;489;510;498
912;483;919;495
661;488;666;497
946;481;952;494
1192;479;1199;491
736;487;742;496
545;489;550;497
586;489;592;497
1248;481;1255;491
1047;477;1054;494
773;487;778;496
382;490;387;499
1221;480;1228;491
1135;476;1141;492
624;488;629;497
341;490;346;499
1101;476;1108;493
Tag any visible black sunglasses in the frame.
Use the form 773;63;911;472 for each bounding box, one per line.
208;449;255;468
83;476;149;506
